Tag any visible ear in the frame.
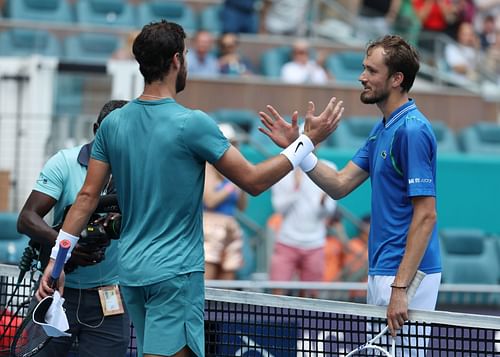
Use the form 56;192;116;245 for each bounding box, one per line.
391;72;404;88
172;52;182;70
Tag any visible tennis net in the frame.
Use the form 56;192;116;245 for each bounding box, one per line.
1;264;499;356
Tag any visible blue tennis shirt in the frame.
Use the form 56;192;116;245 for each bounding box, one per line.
352;99;442;276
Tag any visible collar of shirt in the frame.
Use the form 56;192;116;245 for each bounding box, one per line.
77;141;93;167
384;99;416;129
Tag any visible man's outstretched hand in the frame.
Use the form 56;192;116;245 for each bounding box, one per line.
258;97;344;148
258;106;300;148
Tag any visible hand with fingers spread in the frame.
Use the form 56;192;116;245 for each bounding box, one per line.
258;106;301;148
303;97;344;146
386;289;409;337
258;97;344;148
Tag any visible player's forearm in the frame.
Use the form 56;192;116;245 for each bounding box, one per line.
61;191;100;237
393;205;437;287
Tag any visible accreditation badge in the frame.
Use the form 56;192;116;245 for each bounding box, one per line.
98;285;124;316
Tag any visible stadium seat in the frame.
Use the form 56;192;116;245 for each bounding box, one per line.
431;120;459;153
6;0;73;23
457;121;500;154
209;108;259;133
137;1;197;32
259;46;293;79
63;33;120;64
75;0;135;28
0;29;61;57
0;213;29;265
198;4;222;33
324;51;364;83
440;229;499;284
327;116;378;149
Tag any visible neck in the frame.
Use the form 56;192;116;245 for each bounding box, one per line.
378;92;409;120
140;81;175;101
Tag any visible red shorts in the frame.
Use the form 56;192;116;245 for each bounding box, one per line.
269;242;324;282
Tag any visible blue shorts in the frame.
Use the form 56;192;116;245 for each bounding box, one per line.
121;272;205;356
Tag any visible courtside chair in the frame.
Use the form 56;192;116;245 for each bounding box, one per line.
6;0;73;23
0;213;29;265
63;33;120;64
457;121;500;154
324;51;364;83
137;1;197;32
0;29;61;57
75;0;135;28
431;120;459;153
198;4;222;34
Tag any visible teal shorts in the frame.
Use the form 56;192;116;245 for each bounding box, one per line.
121;272;205;356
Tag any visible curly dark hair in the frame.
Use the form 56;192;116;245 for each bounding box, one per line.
366;35;420;93
133;20;186;84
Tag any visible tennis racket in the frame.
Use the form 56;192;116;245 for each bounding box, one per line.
344;270;426;357
9;239;71;357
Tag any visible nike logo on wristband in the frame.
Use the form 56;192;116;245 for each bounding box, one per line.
294;142;304;153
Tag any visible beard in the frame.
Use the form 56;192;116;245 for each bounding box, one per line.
175;63;187;94
360;85;390;104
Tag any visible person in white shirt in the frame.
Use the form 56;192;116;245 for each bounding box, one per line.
444;22;481;83
281;40;329;84
269;158;337;297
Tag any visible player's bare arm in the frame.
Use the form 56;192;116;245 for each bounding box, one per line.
307;161;369;200
37;158;111;299
387;195;437;336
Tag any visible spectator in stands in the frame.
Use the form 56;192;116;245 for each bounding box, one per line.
444;21;481;83
260;0;309;36
341;214;370;301
343;214;370;283
393;0;422;46
222;0;258;34
281;39;329;84
217;32;254;76
413;0;458;52
479;14;497;50
485;29;500;83
447;0;477;40
269;156;337;298
324;210;347;282
203;124;246;280
112;30;139;60
187;30;219;78
357;0;402;40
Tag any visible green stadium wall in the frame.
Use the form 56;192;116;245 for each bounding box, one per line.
240;145;500;236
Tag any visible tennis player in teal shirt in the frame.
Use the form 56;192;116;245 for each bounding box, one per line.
37;20;345;357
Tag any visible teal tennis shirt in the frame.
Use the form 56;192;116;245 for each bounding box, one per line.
34;144;119;289
92;98;230;286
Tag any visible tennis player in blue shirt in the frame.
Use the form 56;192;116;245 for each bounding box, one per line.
36;20;345;357
259;34;442;339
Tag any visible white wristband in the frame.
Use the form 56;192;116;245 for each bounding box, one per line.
280;134;315;169
299;153;318;172
50;230;79;263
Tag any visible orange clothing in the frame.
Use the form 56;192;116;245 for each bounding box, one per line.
323;236;344;281
343;238;368;279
